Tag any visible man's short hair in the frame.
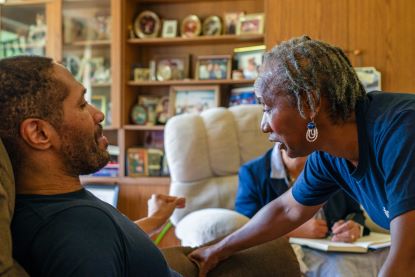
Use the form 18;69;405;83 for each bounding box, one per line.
0;56;69;165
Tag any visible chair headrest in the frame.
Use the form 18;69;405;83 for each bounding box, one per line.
165;105;273;182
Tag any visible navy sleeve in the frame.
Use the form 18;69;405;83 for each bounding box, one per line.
292;151;340;206
31;207;125;277
235;164;261;218
377;110;415;221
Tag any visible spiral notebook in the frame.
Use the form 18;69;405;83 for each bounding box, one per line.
289;232;391;253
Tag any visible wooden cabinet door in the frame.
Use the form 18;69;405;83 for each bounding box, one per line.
348;0;415;92
265;0;348;50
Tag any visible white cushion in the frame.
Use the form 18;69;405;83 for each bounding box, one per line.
169;176;238;225
165;105;273;224
175;208;249;247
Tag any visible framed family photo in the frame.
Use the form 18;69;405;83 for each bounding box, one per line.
169;85;220;116
195;55;231;80
233;45;265;80
237;13;265;35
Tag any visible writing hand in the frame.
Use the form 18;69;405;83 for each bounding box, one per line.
331;219;361;242
292;218;328;238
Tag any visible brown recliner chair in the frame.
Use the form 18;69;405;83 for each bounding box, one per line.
0;139;28;277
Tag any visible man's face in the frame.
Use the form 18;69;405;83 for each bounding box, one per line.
53;63;110;176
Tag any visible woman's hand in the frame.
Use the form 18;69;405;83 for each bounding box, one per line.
188;244;228;277
331;219;361;242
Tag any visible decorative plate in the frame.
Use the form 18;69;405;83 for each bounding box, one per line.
202;16;222;36
181;15;201;38
133;10;161;39
131;104;147;125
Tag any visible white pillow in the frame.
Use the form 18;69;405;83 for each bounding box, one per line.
175;208;249;247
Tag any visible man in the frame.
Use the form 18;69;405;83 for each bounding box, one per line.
0;56;182;276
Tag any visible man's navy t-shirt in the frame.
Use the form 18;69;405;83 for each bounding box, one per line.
292;92;415;230
12;189;178;277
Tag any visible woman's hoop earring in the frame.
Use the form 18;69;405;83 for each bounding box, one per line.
306;119;318;142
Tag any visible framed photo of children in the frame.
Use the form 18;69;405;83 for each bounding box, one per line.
233;45;265;80
195;55;231;80
237;13;265;35
169;85;220;116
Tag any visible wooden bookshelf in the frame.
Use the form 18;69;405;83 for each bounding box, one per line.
127;34;264;46
127;79;255;87
124;125;165;131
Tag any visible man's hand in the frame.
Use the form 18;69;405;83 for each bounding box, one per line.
286;218;328;238
188;244;227;277
331;220;361;242
135;194;185;235
147;193;185;222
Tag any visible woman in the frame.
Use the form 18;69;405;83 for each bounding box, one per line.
189;36;415;277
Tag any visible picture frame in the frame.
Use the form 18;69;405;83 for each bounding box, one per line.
223;12;245;34
233;45;266;80
138;95;161;125
161;19;178;38
169;85;220;116
229;86;257;106
195;55;232;80
133;10;161;38
237;13;265;35
354;67;382;93
154;54;189;81
202;15;222;36
127;148;148;176
156;96;170;125
91;95;107;117
181;14;202;38
88;57;111;84
63;54;82;81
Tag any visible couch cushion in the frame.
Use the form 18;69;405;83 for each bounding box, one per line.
169;175;238;225
161;238;301;277
175;208;249;247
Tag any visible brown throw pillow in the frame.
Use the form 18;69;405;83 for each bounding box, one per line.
161;238;301;277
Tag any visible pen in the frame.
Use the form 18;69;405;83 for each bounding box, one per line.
345;212;356;221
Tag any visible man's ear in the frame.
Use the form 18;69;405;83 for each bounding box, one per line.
19;118;55;150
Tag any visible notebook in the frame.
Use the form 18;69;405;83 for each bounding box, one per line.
84;184;120;208
289;232;391;253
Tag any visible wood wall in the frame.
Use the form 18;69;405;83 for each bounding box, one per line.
265;0;415;92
